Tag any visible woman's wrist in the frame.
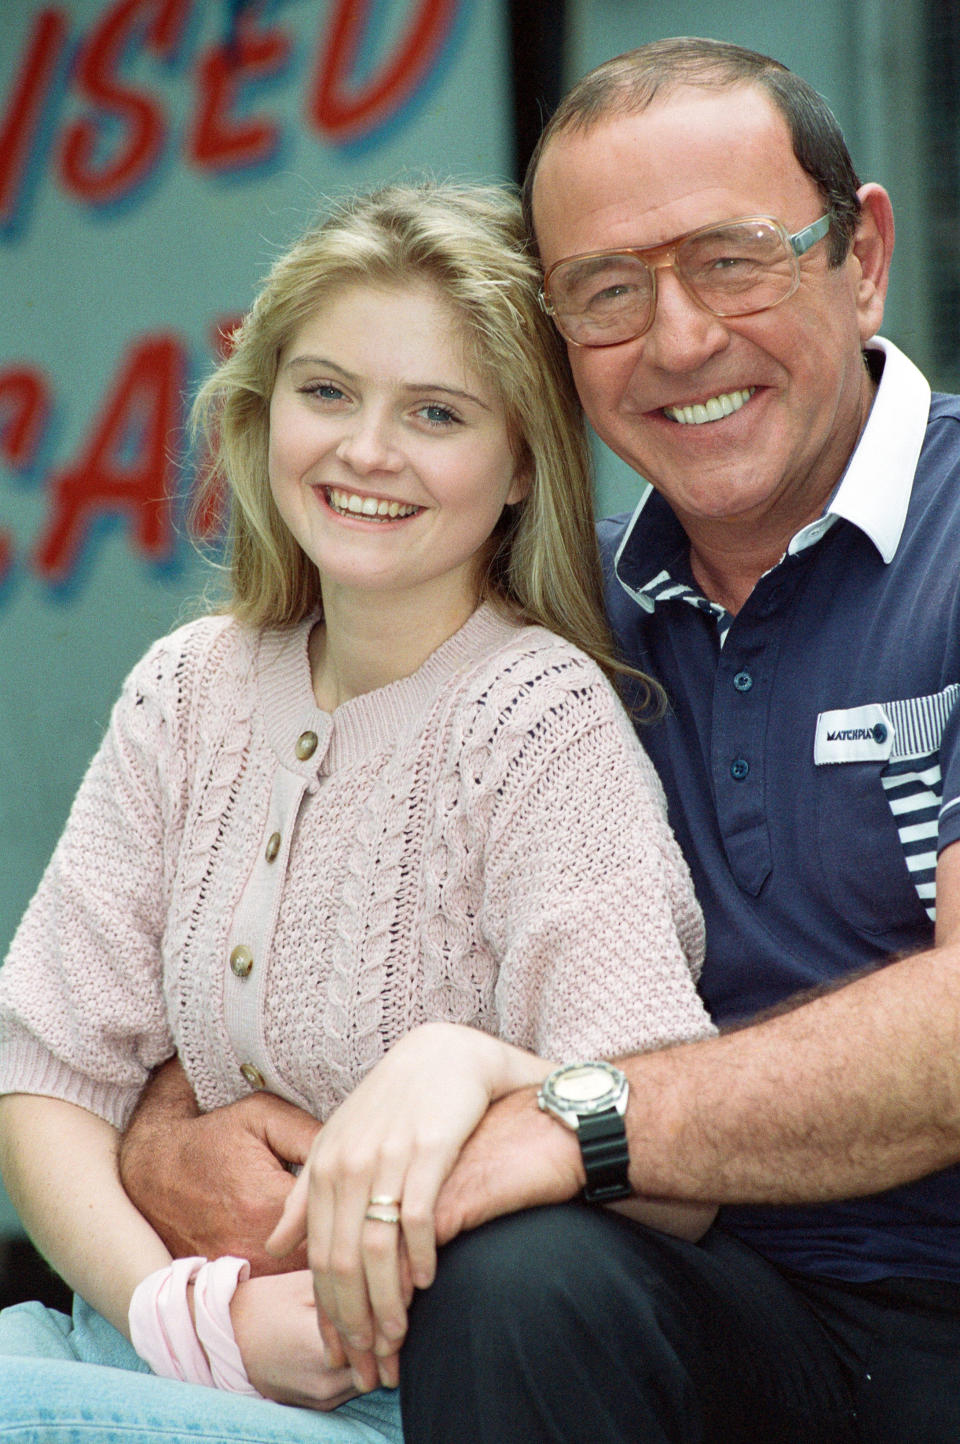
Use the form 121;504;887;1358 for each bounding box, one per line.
469;1029;555;1099
129;1255;261;1395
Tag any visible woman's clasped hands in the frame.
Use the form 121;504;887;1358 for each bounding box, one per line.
266;1021;553;1393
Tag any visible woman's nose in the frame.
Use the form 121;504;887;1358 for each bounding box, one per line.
334;416;403;473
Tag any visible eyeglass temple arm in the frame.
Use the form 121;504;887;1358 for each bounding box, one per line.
790;214;832;257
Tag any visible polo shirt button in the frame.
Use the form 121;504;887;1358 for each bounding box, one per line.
872;723;888;743
265;831;281;862
733;670;753;692
295;731;318;760
240;1063;266;1089
229;944;253;979
730;757;750;780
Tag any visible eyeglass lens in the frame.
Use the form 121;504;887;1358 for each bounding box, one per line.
550;220;799;344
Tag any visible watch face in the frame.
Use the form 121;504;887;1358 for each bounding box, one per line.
551;1063;619;1108
556;1065;614;1103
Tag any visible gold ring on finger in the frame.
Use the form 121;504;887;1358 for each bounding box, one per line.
364;1205;401;1224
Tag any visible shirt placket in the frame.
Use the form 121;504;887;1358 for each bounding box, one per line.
709;578;790;895
223;724;330;1108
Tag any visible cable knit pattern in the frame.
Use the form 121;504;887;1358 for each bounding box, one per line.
0;605;713;1130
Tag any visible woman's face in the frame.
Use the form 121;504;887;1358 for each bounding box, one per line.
268;279;526;621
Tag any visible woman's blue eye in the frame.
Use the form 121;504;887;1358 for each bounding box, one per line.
300;381;345;400
421;404;458;426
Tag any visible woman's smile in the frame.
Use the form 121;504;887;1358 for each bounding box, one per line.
321;485;424;522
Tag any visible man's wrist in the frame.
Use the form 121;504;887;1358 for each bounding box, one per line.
529;1085;587;1188
537;1062;631;1202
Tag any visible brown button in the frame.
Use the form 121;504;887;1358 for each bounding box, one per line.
240;1063;266;1089
265;831;281;862
229;944;253;979
295;730;318;760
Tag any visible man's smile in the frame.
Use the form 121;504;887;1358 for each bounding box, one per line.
663;387;756;425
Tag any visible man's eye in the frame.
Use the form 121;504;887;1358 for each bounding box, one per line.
586;281;640;310
706;255;756;272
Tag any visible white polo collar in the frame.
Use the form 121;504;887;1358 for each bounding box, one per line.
788;336;930;564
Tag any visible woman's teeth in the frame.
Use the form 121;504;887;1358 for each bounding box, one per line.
326;488;421;520
664;387;756;425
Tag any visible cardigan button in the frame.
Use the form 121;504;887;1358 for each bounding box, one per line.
295;730;318;760
229;945;254;979
265;831;281;862
240;1063;266;1089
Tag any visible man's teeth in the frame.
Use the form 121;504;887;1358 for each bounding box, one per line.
326;488;420;520
663;387;755;425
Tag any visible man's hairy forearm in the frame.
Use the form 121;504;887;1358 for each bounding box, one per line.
624;940;960;1206
435;936;960;1247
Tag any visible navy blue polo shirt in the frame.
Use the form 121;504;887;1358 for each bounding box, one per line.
599;338;960;1282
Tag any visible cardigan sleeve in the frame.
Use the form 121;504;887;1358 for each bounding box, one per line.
462;640;714;1063
0;632;196;1129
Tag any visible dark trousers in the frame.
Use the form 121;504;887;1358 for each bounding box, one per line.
400;1204;960;1443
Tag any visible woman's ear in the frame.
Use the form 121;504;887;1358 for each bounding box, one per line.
851;184;895;343
505;441;533;507
506;465;531;506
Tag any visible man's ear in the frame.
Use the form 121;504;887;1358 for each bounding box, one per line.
851;183;895;342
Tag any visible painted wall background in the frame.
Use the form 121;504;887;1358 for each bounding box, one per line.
0;0;934;1236
0;0;512;1234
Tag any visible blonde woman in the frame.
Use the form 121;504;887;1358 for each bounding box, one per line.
0;183;713;1442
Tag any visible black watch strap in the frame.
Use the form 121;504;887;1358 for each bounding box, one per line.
578;1105;631;1202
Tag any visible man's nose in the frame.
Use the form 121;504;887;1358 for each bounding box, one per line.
639;264;731;372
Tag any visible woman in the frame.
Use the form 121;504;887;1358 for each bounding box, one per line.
0;183;714;1442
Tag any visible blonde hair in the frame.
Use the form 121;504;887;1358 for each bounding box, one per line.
192;181;656;699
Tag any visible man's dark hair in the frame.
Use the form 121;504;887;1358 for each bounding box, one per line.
522;36;862;267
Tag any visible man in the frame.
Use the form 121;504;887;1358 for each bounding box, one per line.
122;37;960;1441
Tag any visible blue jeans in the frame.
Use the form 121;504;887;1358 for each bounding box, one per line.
0;1295;404;1443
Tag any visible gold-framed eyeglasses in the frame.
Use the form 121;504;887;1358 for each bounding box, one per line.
540;214;832;347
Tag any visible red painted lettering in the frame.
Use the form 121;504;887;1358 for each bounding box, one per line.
57;0;189;205
188;13;290;171
0;8;69;228
34;333;186;581
0;364;50;581
309;0;458;142
1;363;51;583
0;366;51;468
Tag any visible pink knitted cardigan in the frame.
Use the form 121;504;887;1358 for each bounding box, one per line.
0;603;712;1129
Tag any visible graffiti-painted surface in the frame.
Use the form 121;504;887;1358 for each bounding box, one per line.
0;0;509;975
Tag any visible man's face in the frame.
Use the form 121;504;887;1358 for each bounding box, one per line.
532;84;882;539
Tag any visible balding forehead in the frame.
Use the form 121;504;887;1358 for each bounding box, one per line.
528;87;819;274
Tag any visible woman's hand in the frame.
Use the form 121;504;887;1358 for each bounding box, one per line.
266;1022;552;1390
230;1270;361;1409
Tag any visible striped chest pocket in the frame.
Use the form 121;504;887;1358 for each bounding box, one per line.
815;684;960;922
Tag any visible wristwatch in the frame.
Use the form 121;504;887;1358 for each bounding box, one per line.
537;1060;631;1203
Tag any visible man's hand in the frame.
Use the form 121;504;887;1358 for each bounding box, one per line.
434;1085;584;1246
119;1057;321;1275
